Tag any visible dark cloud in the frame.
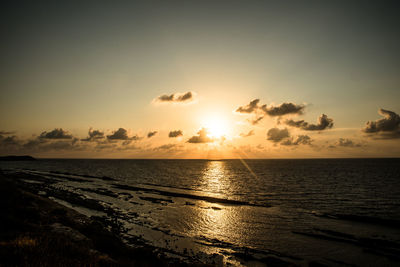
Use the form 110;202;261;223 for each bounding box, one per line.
236;99;260;113
266;128;290;143
187;128;214;143
107;128;129;140
261;102;304;116
240;130;255;137
362;109;400;139
237;100;305;127
106;128;131;140
281;135;312;146
336;138;362;147
154;91;195;103
39;128;73;139
147;131;158;138
158;94;174;101
81;128;105;141
169;130;183;138
176;92;193;102
285;114;333;131
236;100;304;117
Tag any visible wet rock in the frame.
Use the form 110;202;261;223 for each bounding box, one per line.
139;196;173;204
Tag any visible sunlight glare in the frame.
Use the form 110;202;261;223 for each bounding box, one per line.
203;115;229;138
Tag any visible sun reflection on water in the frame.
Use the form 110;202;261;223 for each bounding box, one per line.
201;160;226;193
188;161;247;250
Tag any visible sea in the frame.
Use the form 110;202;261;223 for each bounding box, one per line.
1;158;400;266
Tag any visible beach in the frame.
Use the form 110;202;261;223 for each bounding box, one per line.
0;171;210;267
1;159;400;266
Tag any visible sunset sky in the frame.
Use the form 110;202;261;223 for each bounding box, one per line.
1;1;399;158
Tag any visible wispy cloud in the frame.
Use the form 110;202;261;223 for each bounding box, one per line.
240;130;255;137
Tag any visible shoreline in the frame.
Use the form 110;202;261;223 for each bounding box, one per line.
2;165;399;266
0;171;207;266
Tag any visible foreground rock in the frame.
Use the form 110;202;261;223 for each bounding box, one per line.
0;171;206;266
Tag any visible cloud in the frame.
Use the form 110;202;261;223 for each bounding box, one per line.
0;131;15;135
236;99;304;117
169;130;183;138
39;128;73;139
266;128;290;143
107;128;129;140
261;102;305;116
158;94;174;101
94;142;118;151
154;91;195;103
236;99;260;113
147;131;158;138
236;100;305;126
250;116;264;125
81;128;105;141
41;140;80;151
281;135;312;146
107;128;140;141
23;138;45;149
240;130;255;137
336;138;362;147
362;109;400;139
176;92;193;102
153;144;179;151
187;128;214;143
0;135;19;146
285;114;334;131
20;136;83;152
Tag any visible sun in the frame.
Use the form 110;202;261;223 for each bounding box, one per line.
203;116;229;138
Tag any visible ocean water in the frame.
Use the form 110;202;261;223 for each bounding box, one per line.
1;159;400;266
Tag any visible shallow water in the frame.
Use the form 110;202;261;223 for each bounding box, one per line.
2;158;400;266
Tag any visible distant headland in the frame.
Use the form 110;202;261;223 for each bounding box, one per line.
0;155;36;161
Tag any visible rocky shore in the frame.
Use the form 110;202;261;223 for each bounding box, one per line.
0;171;207;266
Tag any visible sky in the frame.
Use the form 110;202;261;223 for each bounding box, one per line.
1;0;399;158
